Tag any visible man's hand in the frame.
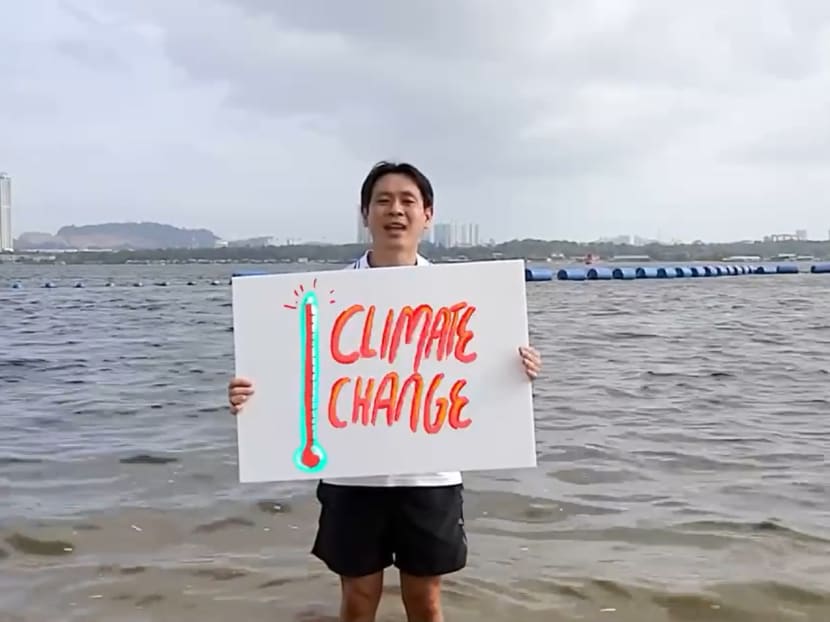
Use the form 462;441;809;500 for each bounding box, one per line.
518;346;542;381
228;376;254;415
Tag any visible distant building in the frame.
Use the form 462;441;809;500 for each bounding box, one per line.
457;222;480;247
0;172;11;251
764;233;799;242
433;222;453;247
598;235;632;245
356;209;371;244
723;255;762;262
795;229;808;241
633;235;658;246
431;221;480;248
227;236;276;248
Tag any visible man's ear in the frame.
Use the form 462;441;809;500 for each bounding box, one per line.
424;205;434;226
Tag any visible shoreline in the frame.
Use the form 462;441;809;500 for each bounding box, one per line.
3;493;829;621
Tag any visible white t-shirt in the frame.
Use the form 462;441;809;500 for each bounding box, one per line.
322;250;463;488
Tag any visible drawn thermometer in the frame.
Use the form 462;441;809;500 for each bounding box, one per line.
293;290;328;472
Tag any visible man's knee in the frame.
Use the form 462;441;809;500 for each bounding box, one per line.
400;573;443;622
340;573;383;622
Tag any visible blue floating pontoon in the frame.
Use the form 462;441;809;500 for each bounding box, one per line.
587;267;613;280
612;267;637;280
557;268;587;281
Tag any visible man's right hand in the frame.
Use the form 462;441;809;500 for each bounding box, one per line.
228;377;254;415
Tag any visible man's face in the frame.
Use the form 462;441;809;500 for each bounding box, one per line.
364;173;432;251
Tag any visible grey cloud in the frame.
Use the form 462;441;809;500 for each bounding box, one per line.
143;0;726;181
54;1;135;72
56;38;129;72
59;1;105;27
3;0;830;242
229;0;830;86
728;125;830;165
231;0;568;60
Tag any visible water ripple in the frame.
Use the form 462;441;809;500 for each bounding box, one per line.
1;263;829;620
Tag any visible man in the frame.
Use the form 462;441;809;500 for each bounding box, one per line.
228;161;542;622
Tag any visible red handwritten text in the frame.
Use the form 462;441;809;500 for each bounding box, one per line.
328;302;477;434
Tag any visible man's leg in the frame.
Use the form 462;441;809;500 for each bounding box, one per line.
400;573;443;622
311;482;393;622
393;485;467;622
339;573;384;622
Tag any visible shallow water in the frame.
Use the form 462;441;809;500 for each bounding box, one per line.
1;263;829;621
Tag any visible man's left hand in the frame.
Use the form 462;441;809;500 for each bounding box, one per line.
519;346;542;381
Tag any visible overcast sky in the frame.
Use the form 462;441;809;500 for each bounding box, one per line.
2;0;829;244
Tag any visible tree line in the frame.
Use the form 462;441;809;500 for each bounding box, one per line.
41;238;830;265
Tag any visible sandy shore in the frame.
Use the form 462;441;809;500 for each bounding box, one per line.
2;491;829;622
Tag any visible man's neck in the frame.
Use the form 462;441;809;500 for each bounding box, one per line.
366;248;419;268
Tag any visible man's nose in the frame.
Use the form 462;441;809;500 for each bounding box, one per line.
387;199;404;213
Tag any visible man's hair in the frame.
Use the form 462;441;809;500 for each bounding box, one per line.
360;161;434;216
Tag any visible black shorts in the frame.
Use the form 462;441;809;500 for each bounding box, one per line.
311;481;467;578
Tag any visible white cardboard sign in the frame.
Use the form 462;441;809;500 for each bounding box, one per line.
231;259;537;483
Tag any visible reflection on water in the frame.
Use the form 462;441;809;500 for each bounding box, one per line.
2;263;829;620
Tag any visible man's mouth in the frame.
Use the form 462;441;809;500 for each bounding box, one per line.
383;223;407;232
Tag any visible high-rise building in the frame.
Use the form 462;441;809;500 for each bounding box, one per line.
431;221;481;248
356;209;371;244
433;223;453;248
459;222;480;247
0;173;11;252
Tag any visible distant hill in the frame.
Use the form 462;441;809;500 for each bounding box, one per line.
15;222;221;250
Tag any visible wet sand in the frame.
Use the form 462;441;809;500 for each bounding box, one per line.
3;494;829;621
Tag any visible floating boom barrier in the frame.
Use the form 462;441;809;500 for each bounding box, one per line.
544;262;818;281
4;262;829;288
